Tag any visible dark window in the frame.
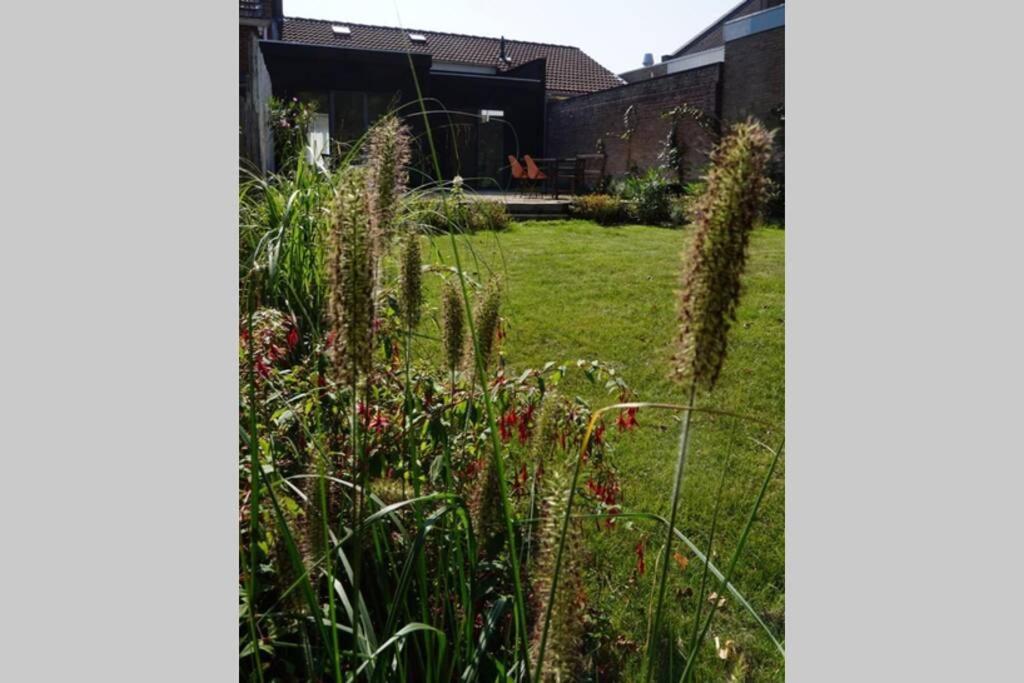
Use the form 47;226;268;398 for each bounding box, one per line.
330;91;399;142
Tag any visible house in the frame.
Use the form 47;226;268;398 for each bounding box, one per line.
546;0;784;184
238;2;621;184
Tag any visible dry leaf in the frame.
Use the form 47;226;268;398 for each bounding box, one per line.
715;636;736;660
673;552;690;571
707;592;727;608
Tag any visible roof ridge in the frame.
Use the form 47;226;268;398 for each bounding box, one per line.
282;15;583;51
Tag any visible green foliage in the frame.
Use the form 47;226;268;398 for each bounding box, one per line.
569;194;625;225
239;155;335;337
615;168;673;225
404;195;511;234
270;96;317;171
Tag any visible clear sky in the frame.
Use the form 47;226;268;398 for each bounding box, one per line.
282;0;740;75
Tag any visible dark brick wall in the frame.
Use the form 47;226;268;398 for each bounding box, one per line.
721;26;784;126
674;0;781;57
722;26;784;220
546;65;721;181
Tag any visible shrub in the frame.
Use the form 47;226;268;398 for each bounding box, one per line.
464;198;511;233
269;97;317;171
668;196;688;226
569;194;625;225
616;168;672;225
403;195;510;233
669;180;707;226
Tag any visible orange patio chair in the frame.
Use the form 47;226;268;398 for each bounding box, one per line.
524;155;548;180
524;155;549;197
508;155;530;196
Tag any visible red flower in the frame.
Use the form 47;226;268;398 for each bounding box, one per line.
518;404;535;444
463;458;485;479
255;357;271;378
635;538;646;575
593;422;605;446
369;409;390;434
498;408;518;442
617;407;639;431
287;326;299;351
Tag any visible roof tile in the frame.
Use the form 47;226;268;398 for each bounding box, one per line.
281;17;622;95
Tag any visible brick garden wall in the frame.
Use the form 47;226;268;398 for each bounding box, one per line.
721;26;784;126
722;26;784;219
545;64;722;182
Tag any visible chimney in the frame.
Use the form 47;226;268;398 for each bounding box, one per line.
642;53;654;67
269;0;284;40
499;36;512;65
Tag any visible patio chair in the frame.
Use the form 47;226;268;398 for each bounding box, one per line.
508;155;530;196
523;155;549;196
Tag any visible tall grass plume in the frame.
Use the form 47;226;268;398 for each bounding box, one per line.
399;236;423;331
365;114;412;249
441;279;465;375
674;119;775;389
469;277;502;371
529;471;586;681
326;169;377;384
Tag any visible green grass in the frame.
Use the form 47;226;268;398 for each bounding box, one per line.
414;219;784;680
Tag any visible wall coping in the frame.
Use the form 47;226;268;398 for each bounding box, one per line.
724;4;784;42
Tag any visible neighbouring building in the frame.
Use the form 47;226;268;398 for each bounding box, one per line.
546;0;784;186
238;2;621;184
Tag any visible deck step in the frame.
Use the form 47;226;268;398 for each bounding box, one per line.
476;193;572;219
505;204;569;215
510;212;570;221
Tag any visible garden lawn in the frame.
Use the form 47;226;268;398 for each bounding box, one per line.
414;219;784;680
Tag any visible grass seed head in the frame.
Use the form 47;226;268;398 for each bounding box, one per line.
470;277;502;371
365;114;411;250
441;278;465;374
327;168;376;384
468;456;506;553
528;393;566;466
675;119;775;389
529;469;587;681
398;235;423;331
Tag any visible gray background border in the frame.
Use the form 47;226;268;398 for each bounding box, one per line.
789;1;1023;680
1;1;1022;680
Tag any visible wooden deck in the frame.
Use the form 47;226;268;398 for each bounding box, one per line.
474;191;571;221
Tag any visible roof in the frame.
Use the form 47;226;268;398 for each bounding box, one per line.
280;17;622;95
670;0;783;58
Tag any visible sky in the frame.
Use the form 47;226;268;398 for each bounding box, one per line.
282;0;740;75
